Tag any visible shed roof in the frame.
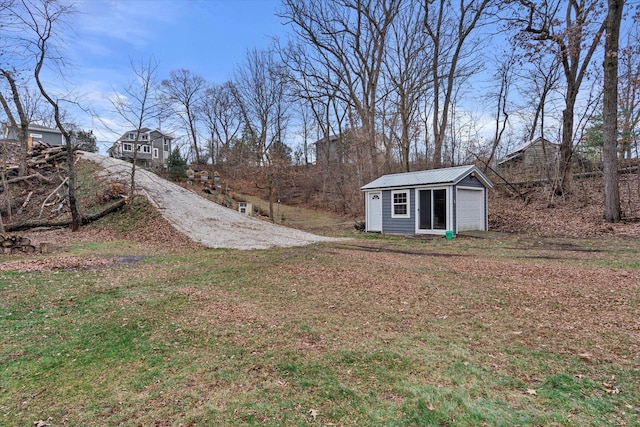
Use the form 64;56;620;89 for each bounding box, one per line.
361;165;493;190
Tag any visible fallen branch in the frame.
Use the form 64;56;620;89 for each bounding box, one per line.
16;191;33;215
6;172;55;185
39;177;68;218
5;198;127;232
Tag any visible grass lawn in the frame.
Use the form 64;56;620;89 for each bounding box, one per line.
1;226;639;425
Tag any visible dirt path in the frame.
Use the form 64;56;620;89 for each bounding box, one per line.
79;152;342;250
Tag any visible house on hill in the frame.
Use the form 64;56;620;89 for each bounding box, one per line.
313;130;357;165
497;137;560;178
108;128;172;169
1;123;64;147
313;128;384;165
361;165;493;236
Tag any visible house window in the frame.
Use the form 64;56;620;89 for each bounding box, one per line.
141;134;148;140
140;145;151;153
128;133;135;140
163;138;169;147
153;148;159;159
392;190;410;218
123;143;133;152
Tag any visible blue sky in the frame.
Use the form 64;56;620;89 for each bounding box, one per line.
56;0;286;148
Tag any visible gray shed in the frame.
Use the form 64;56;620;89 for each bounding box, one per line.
361;165;493;236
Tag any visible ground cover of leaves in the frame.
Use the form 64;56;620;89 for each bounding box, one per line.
0;198;201;272
490;174;640;238
2;170;640;424
1;231;638;425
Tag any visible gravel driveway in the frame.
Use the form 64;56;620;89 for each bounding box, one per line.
80;152;340;250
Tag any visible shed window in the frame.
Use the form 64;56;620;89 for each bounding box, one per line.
392;190;410;218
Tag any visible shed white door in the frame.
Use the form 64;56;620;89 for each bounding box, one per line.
366;192;382;232
456;188;485;231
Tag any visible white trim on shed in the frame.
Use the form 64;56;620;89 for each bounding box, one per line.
361;165;493;236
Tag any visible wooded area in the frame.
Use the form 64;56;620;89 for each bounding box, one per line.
1;0;639;226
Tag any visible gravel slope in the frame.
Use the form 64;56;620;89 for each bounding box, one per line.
80;152;341;250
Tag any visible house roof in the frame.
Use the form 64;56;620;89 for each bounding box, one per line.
117;128;173;141
498;137;558;165
28;124;62;134
361;165;493;190
3;123;62;134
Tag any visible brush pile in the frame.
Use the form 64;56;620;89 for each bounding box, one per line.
0;141;78;227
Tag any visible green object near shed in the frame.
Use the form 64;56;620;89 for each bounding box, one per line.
445;230;454;240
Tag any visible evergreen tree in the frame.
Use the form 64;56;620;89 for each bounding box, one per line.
74;129;97;152
167;147;187;180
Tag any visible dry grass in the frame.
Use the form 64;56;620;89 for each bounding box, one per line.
2;170;640;425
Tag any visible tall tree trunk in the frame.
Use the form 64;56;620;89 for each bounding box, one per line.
1;69;29;176
603;0;624;222
558;101;576;193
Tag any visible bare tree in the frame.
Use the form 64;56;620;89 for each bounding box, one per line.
423;0;493;168
280;0;402;181
201;81;242;166
517;53;563;142
484;51;516;170
280;38;359;210
383;1;432;172
109;57;160;199
233;48;290;220
10;0;81;230
602;0;624;222
161;69;206;164
0;69;30;176
618;27;640;159
516;0;607;194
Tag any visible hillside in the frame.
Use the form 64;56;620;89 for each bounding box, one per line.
488;173;640;238
216;164;640;239
3;147;640;242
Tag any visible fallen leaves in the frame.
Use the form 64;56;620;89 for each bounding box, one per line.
0;256;124;272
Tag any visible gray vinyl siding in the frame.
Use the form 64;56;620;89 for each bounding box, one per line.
36;130;64;146
381;189;415;234
363;167;492;236
6;126;63;145
456;175;484;188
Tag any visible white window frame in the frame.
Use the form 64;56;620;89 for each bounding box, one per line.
391;190;410;218
142;145;151;154
415;186;449;234
153;147;159;159
123;143;133;152
128;133;136;140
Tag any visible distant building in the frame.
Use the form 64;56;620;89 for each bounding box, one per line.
108;128;172;169
313;128;384;165
1;123;64;147
498;137;560;169
313;132;355;165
